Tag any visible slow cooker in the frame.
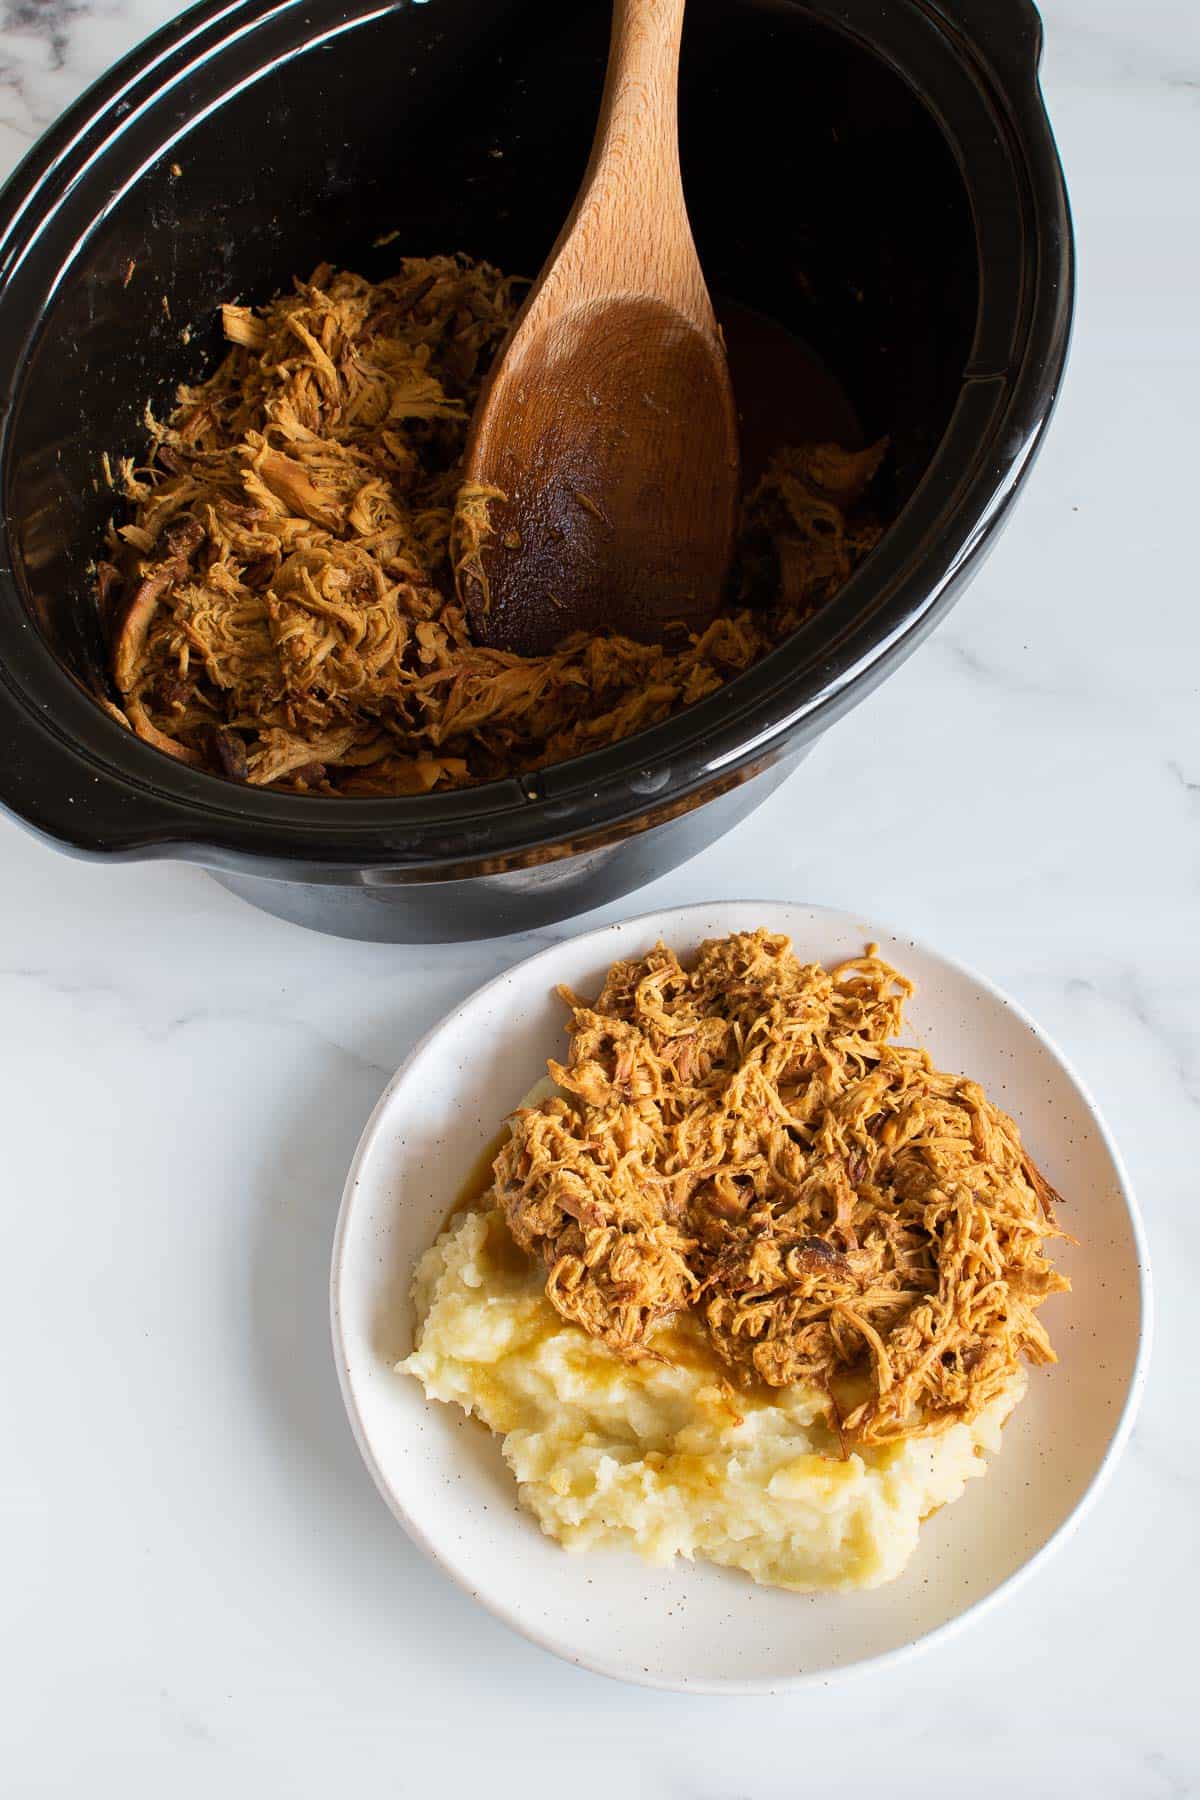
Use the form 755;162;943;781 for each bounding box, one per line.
0;0;1072;940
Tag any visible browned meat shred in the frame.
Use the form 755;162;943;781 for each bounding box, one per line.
492;929;1071;1446
103;254;885;793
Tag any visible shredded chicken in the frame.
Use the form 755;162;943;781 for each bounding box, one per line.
492;929;1070;1446
102;254;885;792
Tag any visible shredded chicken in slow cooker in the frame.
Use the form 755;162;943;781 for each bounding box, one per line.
101;254;885;793
493;929;1070;1446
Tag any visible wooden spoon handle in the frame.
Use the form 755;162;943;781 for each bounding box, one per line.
595;0;687;192
543;0;709;320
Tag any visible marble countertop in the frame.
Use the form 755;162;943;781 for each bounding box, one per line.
0;0;1195;1792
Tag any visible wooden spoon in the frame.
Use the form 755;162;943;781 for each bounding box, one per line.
456;0;739;657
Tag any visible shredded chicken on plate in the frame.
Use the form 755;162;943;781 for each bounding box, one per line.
102;255;885;793
493;929;1070;1446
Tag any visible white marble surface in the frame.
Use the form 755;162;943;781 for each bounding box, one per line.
0;0;1196;1791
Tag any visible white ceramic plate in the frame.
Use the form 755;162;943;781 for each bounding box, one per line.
331;902;1150;1693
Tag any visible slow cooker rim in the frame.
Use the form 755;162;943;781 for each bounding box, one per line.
0;0;1072;871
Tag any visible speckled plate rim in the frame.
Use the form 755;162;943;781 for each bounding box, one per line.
330;900;1152;1695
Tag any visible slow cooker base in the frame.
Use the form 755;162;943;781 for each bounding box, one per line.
211;748;807;942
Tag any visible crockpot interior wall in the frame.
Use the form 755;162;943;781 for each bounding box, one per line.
4;0;976;695
680;1;977;504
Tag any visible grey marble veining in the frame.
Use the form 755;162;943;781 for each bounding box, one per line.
0;0;1195;1794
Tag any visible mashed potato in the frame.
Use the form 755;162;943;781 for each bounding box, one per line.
400;1207;1024;1592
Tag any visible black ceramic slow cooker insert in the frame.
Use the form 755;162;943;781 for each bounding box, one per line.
0;0;1072;941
